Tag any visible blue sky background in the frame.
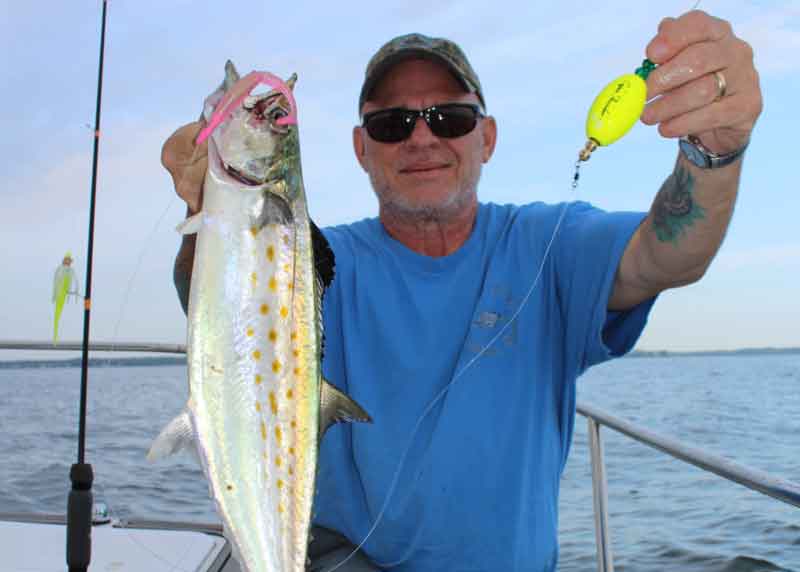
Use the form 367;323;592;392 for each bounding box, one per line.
0;0;797;352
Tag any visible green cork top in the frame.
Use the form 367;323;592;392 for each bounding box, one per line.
635;59;656;80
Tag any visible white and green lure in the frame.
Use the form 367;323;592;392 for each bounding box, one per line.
52;251;80;343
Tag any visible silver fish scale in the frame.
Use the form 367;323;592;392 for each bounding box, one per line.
187;142;321;572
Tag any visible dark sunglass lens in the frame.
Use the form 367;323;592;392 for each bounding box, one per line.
429;106;478;138
365;110;413;143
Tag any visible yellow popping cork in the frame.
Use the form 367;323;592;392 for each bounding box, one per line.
579;59;656;161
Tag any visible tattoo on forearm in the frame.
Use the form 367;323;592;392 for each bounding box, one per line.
652;165;706;244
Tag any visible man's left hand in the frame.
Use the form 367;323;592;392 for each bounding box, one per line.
640;10;762;155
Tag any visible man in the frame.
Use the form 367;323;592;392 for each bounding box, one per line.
162;10;761;571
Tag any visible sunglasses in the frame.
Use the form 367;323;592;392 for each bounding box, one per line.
362;103;484;143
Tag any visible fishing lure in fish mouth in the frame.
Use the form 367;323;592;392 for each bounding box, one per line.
151;61;371;572
578;58;656;162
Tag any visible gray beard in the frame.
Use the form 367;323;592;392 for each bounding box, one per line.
370;171;481;225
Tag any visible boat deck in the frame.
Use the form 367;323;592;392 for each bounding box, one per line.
0;512;240;572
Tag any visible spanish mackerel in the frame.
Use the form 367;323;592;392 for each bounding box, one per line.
149;61;371;572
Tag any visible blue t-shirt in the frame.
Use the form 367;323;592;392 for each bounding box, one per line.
315;201;655;571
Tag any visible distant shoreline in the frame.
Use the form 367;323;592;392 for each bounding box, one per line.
0;356;186;369
0;347;798;369
629;347;800;358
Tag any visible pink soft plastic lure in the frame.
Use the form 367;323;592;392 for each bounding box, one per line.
196;71;298;145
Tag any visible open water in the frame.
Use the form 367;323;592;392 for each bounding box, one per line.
0;353;798;571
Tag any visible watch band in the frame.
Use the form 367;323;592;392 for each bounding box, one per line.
679;135;748;169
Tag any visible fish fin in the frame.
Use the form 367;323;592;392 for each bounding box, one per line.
147;408;195;462
319;379;372;439
254;192;293;229
310;219;335;289
176;212;203;235
223;60;240;91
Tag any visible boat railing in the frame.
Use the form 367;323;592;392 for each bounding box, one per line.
577;401;800;572
2;341;799;572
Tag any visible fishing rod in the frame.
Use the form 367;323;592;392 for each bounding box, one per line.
67;1;108;571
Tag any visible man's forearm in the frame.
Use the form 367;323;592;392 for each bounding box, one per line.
174;232;196;316
648;153;740;277
611;153;742;309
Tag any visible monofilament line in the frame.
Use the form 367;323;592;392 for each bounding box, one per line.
329;171;576;572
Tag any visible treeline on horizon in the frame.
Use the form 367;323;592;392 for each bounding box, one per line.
629;347;800;358
0;347;798;369
0;356;186;369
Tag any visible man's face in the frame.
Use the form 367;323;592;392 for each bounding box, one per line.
353;59;496;221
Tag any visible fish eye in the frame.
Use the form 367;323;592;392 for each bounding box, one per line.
269;107;289;122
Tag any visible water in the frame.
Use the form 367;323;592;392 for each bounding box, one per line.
0;354;798;571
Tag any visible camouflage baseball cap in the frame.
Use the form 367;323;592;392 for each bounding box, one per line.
359;33;485;113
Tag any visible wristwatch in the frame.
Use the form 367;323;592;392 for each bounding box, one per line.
679;135;748;169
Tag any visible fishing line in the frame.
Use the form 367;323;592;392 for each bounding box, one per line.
102;195;197;569
328;180;574;572
334;1;703;566
90;480;195;572
102;141;208;570
110;196;178;345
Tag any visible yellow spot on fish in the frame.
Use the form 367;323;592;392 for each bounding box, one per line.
250;272;257;286
268;329;277;343
278;504;284;514
289;447;295;456
292;349;300;358
252;350;262;361
269;276;278;292
269;391;278;415
260;303;269;315
250;227;258;237
246;327;254;337
280;306;289;319
290;331;297;341
286;389;294;399
288;282;294;291
275;425;283;444
255;374;263;385
272;360;282;373
283;263;291;273
288;467;294;476
255;401;262;412
293;367;300;376
266;245;275;261
260;422;267;440
275;456;282;467
290;419;297;428
277;479;284;489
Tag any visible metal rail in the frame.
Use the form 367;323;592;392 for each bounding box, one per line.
0;340;186;354
577;400;800;572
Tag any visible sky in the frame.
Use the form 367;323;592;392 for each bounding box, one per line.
0;0;798;354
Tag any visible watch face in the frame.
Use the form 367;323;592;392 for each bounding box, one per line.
679;138;708;168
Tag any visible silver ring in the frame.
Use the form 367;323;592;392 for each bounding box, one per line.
713;70;727;102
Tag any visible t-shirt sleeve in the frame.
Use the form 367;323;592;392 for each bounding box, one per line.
554;202;657;374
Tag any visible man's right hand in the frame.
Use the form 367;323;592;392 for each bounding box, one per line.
161;121;208;214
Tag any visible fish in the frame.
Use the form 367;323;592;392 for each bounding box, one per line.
148;61;371;572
